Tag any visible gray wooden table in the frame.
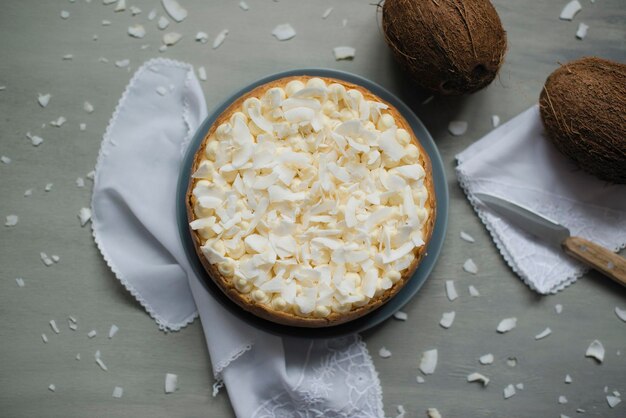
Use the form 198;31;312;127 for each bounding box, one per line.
1;1;624;417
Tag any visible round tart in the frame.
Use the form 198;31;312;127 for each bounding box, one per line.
186;75;435;327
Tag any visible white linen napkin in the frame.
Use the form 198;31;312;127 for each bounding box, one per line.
91;58;383;417
456;106;626;294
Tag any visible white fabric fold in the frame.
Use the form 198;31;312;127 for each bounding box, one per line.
91;58;383;417
456;106;626;294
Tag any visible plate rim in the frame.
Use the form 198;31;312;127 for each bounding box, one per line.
177;68;449;338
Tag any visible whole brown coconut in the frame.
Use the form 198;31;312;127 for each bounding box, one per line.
539;57;626;183
382;0;507;95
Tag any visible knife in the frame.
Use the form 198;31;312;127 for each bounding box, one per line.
474;193;626;287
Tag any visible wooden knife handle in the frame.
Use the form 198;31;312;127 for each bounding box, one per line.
562;236;626;287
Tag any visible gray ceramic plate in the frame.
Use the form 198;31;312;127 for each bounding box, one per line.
177;69;448;338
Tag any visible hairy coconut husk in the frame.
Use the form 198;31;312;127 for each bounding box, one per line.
382;0;507;95
539;57;626;184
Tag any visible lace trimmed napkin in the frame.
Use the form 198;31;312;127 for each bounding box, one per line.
456;106;626;294
91;58;383;417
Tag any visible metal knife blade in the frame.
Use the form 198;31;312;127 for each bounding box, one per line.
474;193;570;247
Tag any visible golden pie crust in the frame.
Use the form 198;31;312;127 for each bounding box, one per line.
186;76;436;328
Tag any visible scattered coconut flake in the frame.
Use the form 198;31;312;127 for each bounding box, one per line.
1;155;10;164
463;258;478;274
322;7;333;19
114;0;126;12
479;353;494;365
395;404;406;418
272;24;296;41
60;10;70;19
197;66;207;81
38;93;51;108
555;304;563;314
24;189;32;197
576;23;589;39
516;383;524;390
79;123;86;131
576;409;585;413
585;339;604;363
559;395;568;404
195;31;208;43
159;45;167;53
45;183;53;192
40;252;53;266
561;415;571;418
460;231;475;243
157;16;170;30
419;349;438;375
115;59;130;68
165;373;178;393
93;34;99;41
416;376;425;383
27;132;44;147
393;311;408;321
615;307;626;322
5;215;18;227
69;316;77;324
96;357;108;371
503;384;516;399
333;46;356;61
564;374;572;383
108;325;119;339
467;372;490;386
102;20;111;26
497;317;517;333
69;321;77;331
212;29;228;49
491;115;500;128
78;207;91;226
15;278;25;287
379;347;392;358
239;1;249;11
607;396;621;408
104;0;117;6
0;86;5;91
560;0;582;21
113;386;124;398
148;9;157;20
87;170;95;180
130;6;141;15
342;18;348;27
534;327;552;340
42;333;48;343
87;330;97;338
76;177;85;187
468;285;480;297
448;121;468;136
614;390;621;397
439;311;455;329
128;24;146;38
50;116;66;127
162;0;187;22
51;255;60;263
62;54;73;60
50;320;60;334
445;280;458;301
506;357;517;367
426;408;441;418
156;86;168;96
48;384;56;392
75;353;81;360
163;32;182;46
422;95;434;105
98;57;109;63
604;386;609;393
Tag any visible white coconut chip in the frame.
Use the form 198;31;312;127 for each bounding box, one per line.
0;86;5;91
40;252;53;266
128;24;146;38
157;16;170;30
50;320;60;334
51;255;60;263
50;116;66;127
419;349;438;375
333;46;355;61
148;9;157;20
165;373;178;393
78;207;91;226
87;330;97;338
560;0;582;21
104;1;117;6
585;339;604;363
130;6;141;15
163;32;182;46
44;182;53;192
426;408;441;418
342;18;348;28
1;155;10;164
393;311;408;321
516;383;524;390
15;278;25;287
463;258;478;274
159;45;167;53
98;57;109;63
239;1;249;11
62;54;73;60
395;404;406;418
48;384;56;392
76;177;85;187
561;415;571;418
614;390;621;397
497;317;517;333
93;34;99;41
162;0;187;22
197;66;207;81
272;24;296;41
564;374;572;383
448;121;468;136
38;93;51;108
112;386;124;398
614;307;626;322
467;372;490;386
69;321;77;331
75;353;81;360
60;10;70;19
575;408;585;413
607;396;621;408
87;170;95;180
555;304;563;314
503;384;516;399
559;395;568;404
24;189;32;197
96;357;108;371
416;376;425;383
108;325;119;338
212;29;228;49
27;132;44;147
576;23;589;39
479;353;494;365
195;31;208;43
102;20;111;26
322;7;333;19
468;285;480;297
5;215;18;227
379;347;392;358
445;280;458;301
439;311;455;329
114;0;126;12
534;327;552;340
491;115;500;128
460;231;475;243
604;386;609;393
156;86;168;96
42;333;48;343
115;59;130;68
506;357;517;367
